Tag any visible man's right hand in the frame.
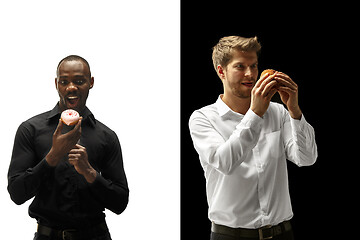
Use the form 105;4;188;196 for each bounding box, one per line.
250;72;278;117
45;118;82;167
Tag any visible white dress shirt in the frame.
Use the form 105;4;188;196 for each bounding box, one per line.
189;95;317;229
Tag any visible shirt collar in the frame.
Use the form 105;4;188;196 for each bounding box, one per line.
215;95;232;117
215;95;245;118
47;103;96;127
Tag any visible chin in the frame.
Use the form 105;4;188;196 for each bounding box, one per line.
233;90;251;99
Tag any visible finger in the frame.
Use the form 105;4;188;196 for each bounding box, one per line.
276;72;294;83
275;78;296;91
69;148;81;154
69;144;81;151
260;73;277;88
68;153;81;160
72;117;83;133
267;88;278;99
75;144;86;150
68;159;77;166
277;86;297;94
275;73;297;88
263;81;277;96
66;118;82;141
53;119;64;136
254;72;271;88
69;148;86;156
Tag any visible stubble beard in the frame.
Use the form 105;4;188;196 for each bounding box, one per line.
232;86;252;99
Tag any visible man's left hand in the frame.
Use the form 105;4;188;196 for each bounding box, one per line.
68;144;97;183
274;72;302;120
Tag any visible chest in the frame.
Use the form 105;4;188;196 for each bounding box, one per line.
33;123;107;172
212;111;283;141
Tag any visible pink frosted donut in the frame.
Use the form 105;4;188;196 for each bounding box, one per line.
61;109;80;126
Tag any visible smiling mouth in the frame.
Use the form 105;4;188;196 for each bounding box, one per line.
66;96;79;107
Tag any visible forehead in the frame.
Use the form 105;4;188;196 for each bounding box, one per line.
229;49;258;64
58;60;90;76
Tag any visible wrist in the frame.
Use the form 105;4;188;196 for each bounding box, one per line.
84;168;97;183
250;105;265;118
289;106;302;120
45;148;61;167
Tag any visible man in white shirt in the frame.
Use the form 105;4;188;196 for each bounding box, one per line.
189;36;318;240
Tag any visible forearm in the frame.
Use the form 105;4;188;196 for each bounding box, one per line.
286;115;318;166
190;109;263;175
8;158;54;205
288;106;302;120
89;173;129;214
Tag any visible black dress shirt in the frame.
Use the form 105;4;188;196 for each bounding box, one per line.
7;104;129;229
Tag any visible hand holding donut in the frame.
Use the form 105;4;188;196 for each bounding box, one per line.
45;110;82;167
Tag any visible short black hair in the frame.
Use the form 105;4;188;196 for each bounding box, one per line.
56;55;91;78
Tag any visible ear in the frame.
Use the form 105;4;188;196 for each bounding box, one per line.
89;77;94;89
55;78;58;90
217;65;226;80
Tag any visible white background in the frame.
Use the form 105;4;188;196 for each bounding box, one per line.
0;0;180;239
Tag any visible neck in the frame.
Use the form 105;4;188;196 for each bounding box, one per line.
221;94;251;115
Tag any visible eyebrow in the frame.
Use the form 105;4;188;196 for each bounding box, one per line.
73;75;86;78
59;75;86;79
233;61;258;65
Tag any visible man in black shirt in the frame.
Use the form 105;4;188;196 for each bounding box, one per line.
7;55;129;240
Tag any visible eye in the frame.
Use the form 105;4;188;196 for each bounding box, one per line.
75;79;85;85
59;80;68;85
251;63;258;69
236;64;244;69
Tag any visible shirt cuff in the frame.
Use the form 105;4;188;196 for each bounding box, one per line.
32;158;55;179
290;114;306;132
87;171;106;188
237;108;263;130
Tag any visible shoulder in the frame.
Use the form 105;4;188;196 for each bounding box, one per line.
188;103;221;133
18;110;52;132
25;110;51;123
189;103;217;122
93;118;119;142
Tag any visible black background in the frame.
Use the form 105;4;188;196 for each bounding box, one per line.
181;2;357;239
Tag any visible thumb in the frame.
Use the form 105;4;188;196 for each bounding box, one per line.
54;119;64;136
267;88;278;100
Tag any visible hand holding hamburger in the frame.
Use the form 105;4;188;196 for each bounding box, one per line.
259;69;302;119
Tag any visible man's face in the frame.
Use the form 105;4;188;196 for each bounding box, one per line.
55;60;94;112
220;50;258;99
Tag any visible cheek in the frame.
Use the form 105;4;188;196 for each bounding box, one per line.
57;88;65;98
253;69;258;79
80;88;90;99
228;72;244;83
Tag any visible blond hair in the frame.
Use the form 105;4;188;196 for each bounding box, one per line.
212;36;261;72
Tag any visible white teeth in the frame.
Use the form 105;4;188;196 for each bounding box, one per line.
68;96;78;99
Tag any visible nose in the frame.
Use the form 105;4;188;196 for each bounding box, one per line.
66;82;78;92
244;67;252;77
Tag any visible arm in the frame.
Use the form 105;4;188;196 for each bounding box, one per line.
7;122;54;205
282;109;318;166
8;119;82;205
86;131;129;215
275;71;317;165
189;109;263;175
